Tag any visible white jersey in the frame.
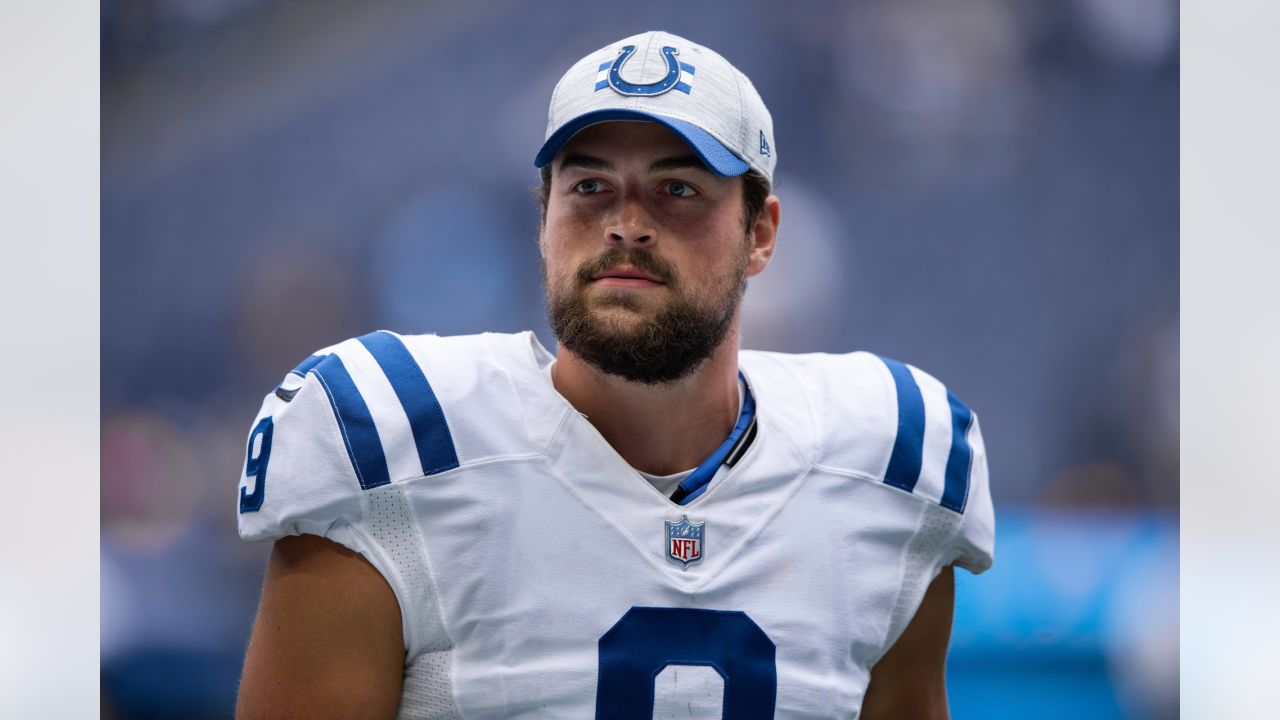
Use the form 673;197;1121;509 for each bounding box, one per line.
236;330;994;719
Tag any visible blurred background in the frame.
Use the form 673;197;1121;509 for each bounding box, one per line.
100;0;1178;718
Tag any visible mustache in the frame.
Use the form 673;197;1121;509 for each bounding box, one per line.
574;247;677;287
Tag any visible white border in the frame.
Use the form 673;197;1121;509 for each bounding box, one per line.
0;3;100;716
1182;1;1280;716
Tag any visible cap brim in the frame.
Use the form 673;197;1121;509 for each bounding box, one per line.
534;109;749;177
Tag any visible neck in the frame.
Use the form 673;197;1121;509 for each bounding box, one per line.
551;328;742;476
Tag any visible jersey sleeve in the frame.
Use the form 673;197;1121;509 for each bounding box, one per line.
235;330;544;545
765;350;997;576
237;331;493;665
235;352;368;542
871;356;995;575
815;353;995;575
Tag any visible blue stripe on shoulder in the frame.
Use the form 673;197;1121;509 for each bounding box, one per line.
358;331;460;476
289;354;325;377
940;391;975;513
310;354;392;490
878;356;926;494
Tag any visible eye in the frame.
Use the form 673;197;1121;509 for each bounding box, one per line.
664;181;699;198
574;179;605;194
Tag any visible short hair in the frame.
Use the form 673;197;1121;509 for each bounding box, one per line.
536;164;772;235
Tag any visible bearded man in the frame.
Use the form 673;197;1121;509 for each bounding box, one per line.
235;30;994;720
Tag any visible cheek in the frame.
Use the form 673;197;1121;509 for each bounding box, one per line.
539;236;581;290
541;251;570;290
677;223;750;284
667;202;745;256
546;198;602;238
543;210;599;265
689;251;749;308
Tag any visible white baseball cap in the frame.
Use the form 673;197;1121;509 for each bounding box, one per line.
535;30;777;183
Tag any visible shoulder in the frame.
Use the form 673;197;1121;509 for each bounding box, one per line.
290;329;550;476
742;349;994;572
740;350;890;466
236;330;560;542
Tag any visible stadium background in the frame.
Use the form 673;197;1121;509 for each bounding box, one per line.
100;1;1178;718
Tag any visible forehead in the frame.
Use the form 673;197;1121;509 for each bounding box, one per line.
555;121;706;170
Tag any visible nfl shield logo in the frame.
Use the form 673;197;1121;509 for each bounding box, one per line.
665;515;704;569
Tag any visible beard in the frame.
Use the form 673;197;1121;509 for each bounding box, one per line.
545;245;748;385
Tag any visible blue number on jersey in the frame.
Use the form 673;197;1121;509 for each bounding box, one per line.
596;606;776;718
239;417;273;513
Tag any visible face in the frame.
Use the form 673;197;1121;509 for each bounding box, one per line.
540;121;773;384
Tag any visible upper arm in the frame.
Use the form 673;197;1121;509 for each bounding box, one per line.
236;534;405;720
860;565;956;720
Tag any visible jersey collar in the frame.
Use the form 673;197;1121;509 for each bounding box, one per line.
668;371;757;505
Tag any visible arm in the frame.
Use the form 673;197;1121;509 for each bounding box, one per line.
236;534;405;720
860;565;956;720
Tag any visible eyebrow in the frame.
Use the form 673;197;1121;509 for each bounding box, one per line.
647;155;708;174
556;153;710;175
557;153;613;173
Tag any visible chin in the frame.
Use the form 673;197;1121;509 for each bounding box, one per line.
587;290;658;316
586;305;654;334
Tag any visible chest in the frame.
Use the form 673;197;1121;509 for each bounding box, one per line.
401;455;927;719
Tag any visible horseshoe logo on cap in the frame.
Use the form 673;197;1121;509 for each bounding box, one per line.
607;45;682;97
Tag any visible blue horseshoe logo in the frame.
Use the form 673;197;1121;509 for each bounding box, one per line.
607;45;682;97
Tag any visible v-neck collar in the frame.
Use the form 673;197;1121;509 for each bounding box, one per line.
514;333;814;587
668;373;756;505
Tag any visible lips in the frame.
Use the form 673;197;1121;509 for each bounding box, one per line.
576;250;676;290
592;266;664;284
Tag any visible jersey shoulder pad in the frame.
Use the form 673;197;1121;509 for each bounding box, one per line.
236;330;549;542
742;350;900;477
747;350;994;573
395;330;557;461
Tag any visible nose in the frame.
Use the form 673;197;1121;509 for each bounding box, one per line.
605;194;655;247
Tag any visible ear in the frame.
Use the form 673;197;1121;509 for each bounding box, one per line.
746;195;780;277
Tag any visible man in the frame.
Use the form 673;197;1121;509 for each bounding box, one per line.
235;30;993;719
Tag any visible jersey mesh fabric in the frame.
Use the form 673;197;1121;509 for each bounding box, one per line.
882;502;963;656
363;485;461;719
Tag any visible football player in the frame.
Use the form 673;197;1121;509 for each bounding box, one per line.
235;30;994;719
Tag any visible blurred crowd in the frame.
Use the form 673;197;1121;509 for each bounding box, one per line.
101;0;1178;717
